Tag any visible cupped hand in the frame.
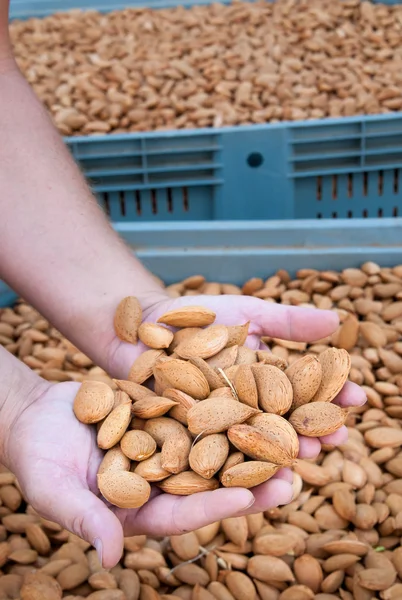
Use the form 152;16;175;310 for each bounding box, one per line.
7;295;366;569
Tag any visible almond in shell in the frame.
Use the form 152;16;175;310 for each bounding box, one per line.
114;296;142;344
187;397;260;435
189;434;229;479
144;417;192;474
128;350;166;384
176;325;229;360
289;402;348;437
226;323;250;347
220;452;245;481
113;380;157;401
138;323;174;349
220;461;280;488
97;471;151;508
227;423;297;466
134;453;170;482
169;327;202;353
311;348;351;403
163;388;197;425
97;402;132;450
234;365;258;408
189;357;224;391
73;381;114;424
256;351;288;370
251;364;293;415
98;446;131;475
157;471;219;495
286;355;323;411
245;413;299;465
131;396;178;419
206;346;238;370
153;359;210;400
157;306;216;328
235;347;258;365
120;430;157;461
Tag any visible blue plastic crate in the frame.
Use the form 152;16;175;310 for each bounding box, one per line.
2;218;402;307
64;115;402;222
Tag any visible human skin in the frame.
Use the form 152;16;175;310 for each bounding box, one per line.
0;0;367;568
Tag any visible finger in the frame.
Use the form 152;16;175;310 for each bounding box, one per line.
240;479;293;514
118;488;255;537
319;425;349;446
298;435;321;459
272;467;293;483
333;381;367;408
244;334;261;351
38;486;124;569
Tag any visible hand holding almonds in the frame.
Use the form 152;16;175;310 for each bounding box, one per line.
73;298;351;509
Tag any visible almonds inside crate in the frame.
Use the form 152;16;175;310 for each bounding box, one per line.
9;0;402;135
1;260;402;598
73;301;351;508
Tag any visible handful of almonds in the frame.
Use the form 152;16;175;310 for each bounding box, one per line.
73;298;351;509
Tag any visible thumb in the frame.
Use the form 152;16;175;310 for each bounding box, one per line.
42;486;124;568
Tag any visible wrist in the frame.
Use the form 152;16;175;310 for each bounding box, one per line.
0;346;51;469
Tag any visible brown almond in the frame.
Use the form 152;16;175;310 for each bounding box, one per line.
228;421;298;467
293;554;323;593
57;562;90;590
289;402;347;437
134;452;170;482
25;524;51;555
21;572;62;600
235;347;258;365
97;471;151;508
98;446;131;475
132;396;178;419
189;434;229;479
73;381;114;424
247;555;295;583
189;357;225;391
128;350;166;384
138;323;174;349
120;430;157;461
332;314;359;350
221;461;280;488
157;472;219;495
187;397;260;435
170;532;200;561
124;548;166;570
251;364;293;415
113;380;157;401
154;359;210;400
114;296;142;344
323;553;360;572
360;322;388;348
163;388;197;425
226;323;250;347
234;365;259;408
176;325;229;360
207;346;239;370
312;348;351;403
286;355;322;410
226;571;256;600
157;306;216;328
144;417;192;474
97;402;132;449
364;427;402;448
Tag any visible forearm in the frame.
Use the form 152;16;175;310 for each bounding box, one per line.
0;66;167;367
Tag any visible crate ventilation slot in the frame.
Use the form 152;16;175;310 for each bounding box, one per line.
100;188;189;218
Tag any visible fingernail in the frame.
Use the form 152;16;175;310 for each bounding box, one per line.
245;495;256;509
94;538;103;567
278;485;294;507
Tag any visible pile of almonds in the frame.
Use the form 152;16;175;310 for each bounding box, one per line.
1;260;402;598
74;298;351;509
9;0;402;135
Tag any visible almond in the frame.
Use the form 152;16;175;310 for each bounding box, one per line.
189;357;225;391
176;325;229;360
220;452;245;480
114;296;142;344
251;364;293;415
220;461;280;488
227;421;298;466
311;348;351;403
128;350;166;384
332;314;359;350
134;453;170;482
226;572;256;600
97;402;132;449
73;381;114;424
138;323;174;349
289;402;347;437
207;346;239;370
360;321;388;348
293;554;323;593
143;417;192;474
286;355;322;410
247;555;295;583
235;347;258;365
157;306;216;328
98;446;131;475
25;524;51;555
153;359;210;399
256;351;288;370
113;380;157;401
226;323;250;347
169;327;202;352
364;427;402;448
97;471;151;508
187;397;260;435
233;365;258;408
131;396;178;419
163;388;197;425
157;471;219;495
189;434;229;479
21;573;62;600
170;532;200;561
120;430;157;461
